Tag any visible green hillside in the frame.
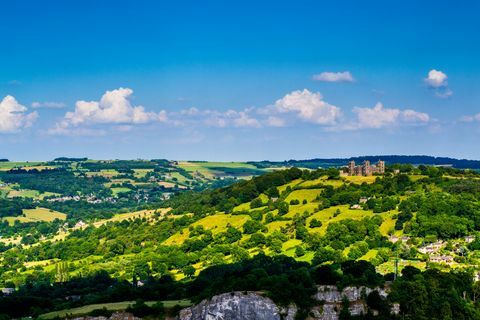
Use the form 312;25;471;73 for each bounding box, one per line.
1;163;480;319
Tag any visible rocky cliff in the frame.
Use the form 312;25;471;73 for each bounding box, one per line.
177;286;400;320
177;292;297;320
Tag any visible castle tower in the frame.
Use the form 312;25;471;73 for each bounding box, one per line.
363;160;371;176
377;160;385;174
348;161;355;176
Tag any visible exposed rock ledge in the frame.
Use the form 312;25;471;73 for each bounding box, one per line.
177;287;400;320
177;291;297;320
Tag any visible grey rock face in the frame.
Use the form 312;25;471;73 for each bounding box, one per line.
177;292;296;320
178;286;399;320
314;285;389;304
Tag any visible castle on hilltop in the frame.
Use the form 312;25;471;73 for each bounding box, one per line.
347;160;385;176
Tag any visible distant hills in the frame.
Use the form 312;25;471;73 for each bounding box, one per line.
3;155;479;169
249;155;480;169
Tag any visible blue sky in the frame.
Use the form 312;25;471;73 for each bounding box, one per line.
1;0;480;161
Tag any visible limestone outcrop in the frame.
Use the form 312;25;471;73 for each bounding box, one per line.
177;286;400;320
177;292;296;320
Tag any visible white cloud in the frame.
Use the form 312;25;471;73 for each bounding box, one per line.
0;95;38;133
312;71;354;82
401;109;430;123
231;110;261;128
50;88;167;135
352;102;429;129
272;89;342;125
265;116;286;127
460;113;480;123
425;69;452;99
434;88;453;99
425;69;448;88
200;109;260;128
31;101;66;109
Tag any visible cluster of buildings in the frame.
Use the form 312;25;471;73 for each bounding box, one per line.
47;194;116;204
346;160;385;176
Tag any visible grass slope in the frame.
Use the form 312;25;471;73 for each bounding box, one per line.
38;299;192;319
2;208;66;225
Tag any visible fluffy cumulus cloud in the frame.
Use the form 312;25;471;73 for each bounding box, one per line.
50;88;167;135
424;69;453;98
272;89;342;125
312;71;354;82
352;102;429;129
425;69;447;88
0;95;38;133
173;90;341;129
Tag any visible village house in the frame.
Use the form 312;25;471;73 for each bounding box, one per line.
465;235;476;243
74;220;87;229
429;255;454;264
47;195;81;202
419;241;445;254
359;197;369;204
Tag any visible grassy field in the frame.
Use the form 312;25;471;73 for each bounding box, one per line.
110;187;131;196
344;175;379;184
92;209;167;228
133;168;153;178
306;205;373;235
409;174;428;181
85;169;118;178
0;162;43;171
38;299;192;319
6;188;59;200
359;249;378;261
177;161;263;179
296;176;329;188
377;259;426;274
2;208;66;225
277;178;303;193
164;213;250;245
285;189;322;203
378;210;400;236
